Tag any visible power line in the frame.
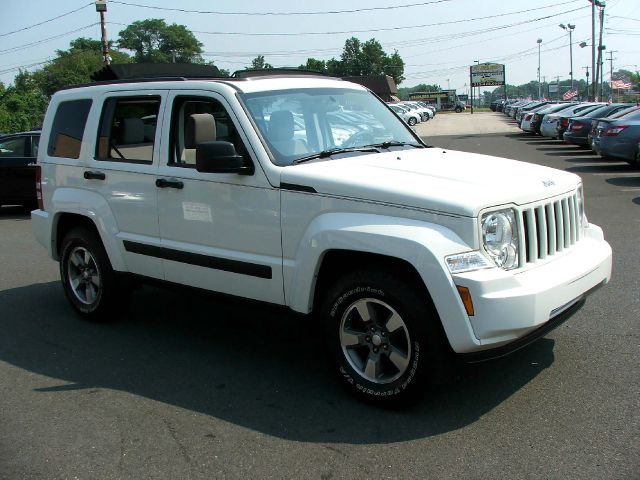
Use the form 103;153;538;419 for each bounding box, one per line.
181;3;587;36
0;24;99;55
110;0;457;16
0;2;93;38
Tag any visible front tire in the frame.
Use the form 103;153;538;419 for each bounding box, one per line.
408;117;417;126
321;269;447;406
455;107;463;113
60;227;127;321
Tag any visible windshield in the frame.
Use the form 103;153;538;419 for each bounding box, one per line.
240;88;420;166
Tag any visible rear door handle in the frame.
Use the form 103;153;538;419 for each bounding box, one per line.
156;178;184;189
84;170;106;180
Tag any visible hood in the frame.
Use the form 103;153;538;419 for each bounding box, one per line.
280;148;580;217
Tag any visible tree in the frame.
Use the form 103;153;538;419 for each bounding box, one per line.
298;38;406;85
249;55;273;69
0;71;49;132
117;19;203;63
32;38;131;97
299;58;326;73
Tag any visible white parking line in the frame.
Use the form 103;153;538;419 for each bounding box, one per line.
621;188;640;192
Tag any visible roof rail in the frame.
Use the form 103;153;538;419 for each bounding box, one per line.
232;68;328;79
57;76;190;92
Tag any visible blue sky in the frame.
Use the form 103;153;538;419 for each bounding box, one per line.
1;0;638;92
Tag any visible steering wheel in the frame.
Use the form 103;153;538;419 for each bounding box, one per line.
342;130;376;148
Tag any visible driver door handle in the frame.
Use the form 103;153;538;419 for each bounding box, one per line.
156;178;184;189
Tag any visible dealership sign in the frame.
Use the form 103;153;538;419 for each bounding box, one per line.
470;63;505;87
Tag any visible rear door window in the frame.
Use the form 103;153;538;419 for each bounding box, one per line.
96;96;161;164
47;99;92;159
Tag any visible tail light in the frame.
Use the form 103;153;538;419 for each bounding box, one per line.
603;125;629;136
525;114;533;121
571;122;584;131
560;118;569;127
534;114;543;122
35;165;44;210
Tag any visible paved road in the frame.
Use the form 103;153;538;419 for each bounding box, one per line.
1;114;638;479
416;111;514;137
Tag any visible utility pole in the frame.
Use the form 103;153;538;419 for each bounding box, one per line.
596;4;606;101
537;38;542;99
582;66;590;100
556;75;560;101
607;50;617;101
591;0;596;100
95;0;110;65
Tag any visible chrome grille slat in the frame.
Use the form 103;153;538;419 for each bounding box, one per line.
518;190;582;267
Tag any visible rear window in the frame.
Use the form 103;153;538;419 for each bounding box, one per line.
47;99;92;159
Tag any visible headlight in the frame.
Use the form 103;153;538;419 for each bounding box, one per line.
481;208;519;270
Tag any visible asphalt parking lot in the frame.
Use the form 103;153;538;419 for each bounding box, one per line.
1;113;638;479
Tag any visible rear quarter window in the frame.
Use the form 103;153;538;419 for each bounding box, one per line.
47;99;92;159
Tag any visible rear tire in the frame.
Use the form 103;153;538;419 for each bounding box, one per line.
60;227;128;321
320;269;448;407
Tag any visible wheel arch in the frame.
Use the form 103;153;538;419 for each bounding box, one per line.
49;188;125;270
283;213;481;352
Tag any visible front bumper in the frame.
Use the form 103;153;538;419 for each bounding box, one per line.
451;223;612;352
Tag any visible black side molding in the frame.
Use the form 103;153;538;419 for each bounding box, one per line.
280;182;317;193
123;241;272;279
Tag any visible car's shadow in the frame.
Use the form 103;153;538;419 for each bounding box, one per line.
0;205;32;220
0;281;556;444
606;176;640;187
567;164;634;174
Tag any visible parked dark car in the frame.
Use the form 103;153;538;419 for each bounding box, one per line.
564;104;635;147
591;109;640;166
0;131;40;209
556;104;604;140
589;106;640;149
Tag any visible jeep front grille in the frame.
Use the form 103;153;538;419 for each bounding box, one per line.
519;191;582;266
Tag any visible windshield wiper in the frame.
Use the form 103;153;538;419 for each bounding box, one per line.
365;141;424;149
292;147;379;165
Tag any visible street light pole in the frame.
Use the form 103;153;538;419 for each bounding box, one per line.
537;39;542;99
560;23;576;90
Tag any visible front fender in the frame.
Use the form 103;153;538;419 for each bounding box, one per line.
51;187;125;271
284;212;481;352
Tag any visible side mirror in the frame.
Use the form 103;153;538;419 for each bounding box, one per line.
195;141;253;175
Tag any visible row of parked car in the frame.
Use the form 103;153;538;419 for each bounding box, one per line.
387;101;436;126
503;99;640;167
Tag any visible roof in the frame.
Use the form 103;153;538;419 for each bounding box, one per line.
90;63;222;81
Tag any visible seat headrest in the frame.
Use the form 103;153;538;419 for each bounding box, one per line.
269;110;294;142
185;113;216;148
121;118;144;144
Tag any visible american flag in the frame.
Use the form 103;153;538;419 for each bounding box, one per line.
563;89;578;100
611;79;632;90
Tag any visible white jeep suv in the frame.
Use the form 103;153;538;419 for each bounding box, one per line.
32;71;612;405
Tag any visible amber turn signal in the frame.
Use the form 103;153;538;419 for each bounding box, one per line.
456;285;475;316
